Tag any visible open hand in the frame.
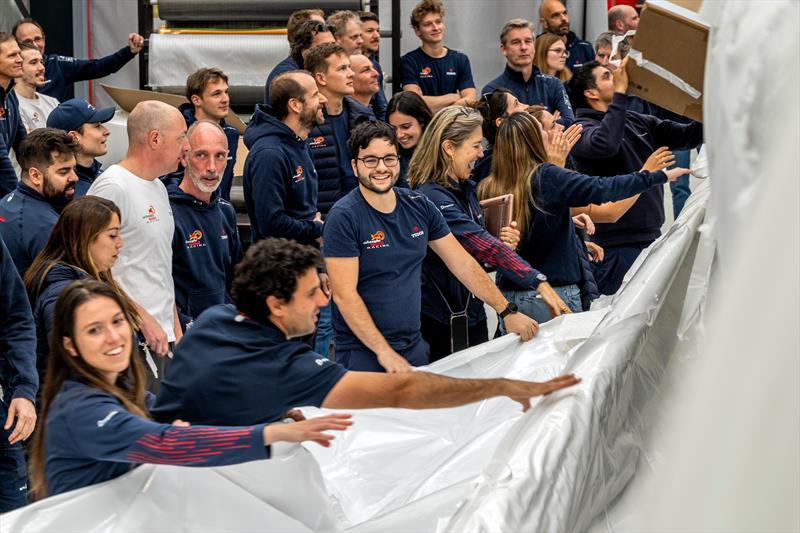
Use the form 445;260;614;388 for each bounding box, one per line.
263;413;353;447
505;374;582;411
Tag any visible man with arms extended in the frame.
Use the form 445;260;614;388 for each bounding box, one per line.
538;0;595;74
152;237;579;425
324;121;540;372
88;101;186;370
169;120;242;327
400;0;476;113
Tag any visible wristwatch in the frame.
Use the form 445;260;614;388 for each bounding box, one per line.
533;272;548;288
499;302;519;319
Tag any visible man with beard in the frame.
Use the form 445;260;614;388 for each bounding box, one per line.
13;43;59;132
243;71;326;245
323;122;539;372
0;128;77;276
46;98;114;196
0;32;27;197
169;120;242;328
538;0;595;74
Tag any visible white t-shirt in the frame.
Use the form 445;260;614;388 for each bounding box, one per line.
15;91;60;133
88;164;177;341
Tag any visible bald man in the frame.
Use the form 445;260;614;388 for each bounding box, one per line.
538;0;595;73
608;5;639;33
88;101;187;377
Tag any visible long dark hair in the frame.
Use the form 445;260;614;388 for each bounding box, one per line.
386;91;433;153
472;88;513;147
28;280;149;500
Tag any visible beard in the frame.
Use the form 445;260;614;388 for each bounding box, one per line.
42;175;74;210
299;104;324;130
357;170;397;194
188;171;222;194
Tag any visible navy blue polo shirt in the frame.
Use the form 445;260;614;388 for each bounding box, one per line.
152;304;348;425
323;187;451;351
401;47;475;96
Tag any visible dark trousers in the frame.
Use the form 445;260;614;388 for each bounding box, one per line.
0;429;27;512
420;316;489;363
591;243;649;295
336;337;429;372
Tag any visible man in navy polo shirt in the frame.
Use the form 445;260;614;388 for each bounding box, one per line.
324;121;539;372
400;0;476;113
538;0;595;75
46;98;114;197
482;18;574;125
169;120;242;328
153;237;580;425
0;128;77;276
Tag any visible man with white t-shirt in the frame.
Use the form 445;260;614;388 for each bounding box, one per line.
13;43;59;133
88;100;187;372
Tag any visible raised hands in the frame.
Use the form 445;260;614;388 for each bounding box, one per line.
547;123;583;168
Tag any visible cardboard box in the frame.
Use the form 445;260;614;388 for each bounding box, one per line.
626;0;707;122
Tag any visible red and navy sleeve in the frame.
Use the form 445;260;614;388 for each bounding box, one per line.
67;391;269;467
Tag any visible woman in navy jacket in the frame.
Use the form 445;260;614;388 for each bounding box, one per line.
479;112;689;325
28;279;350;499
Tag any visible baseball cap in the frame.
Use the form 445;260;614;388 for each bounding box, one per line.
47;98;116;132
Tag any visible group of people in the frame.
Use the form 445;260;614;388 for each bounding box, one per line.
0;0;702;513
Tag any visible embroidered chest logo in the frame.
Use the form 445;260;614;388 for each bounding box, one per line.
419;66;433;78
292;165;305;182
446;67;457;76
309;136;326;148
220;228;228;240
142;205;159;223
410;225;425;238
363;230;389;249
185;229;206;249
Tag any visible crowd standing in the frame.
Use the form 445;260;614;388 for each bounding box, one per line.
0;0;701;511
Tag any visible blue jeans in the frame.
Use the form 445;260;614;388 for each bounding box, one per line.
669;149;691;218
498;284;582;333
314;302;333;357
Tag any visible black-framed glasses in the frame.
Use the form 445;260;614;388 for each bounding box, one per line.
357;155;400;168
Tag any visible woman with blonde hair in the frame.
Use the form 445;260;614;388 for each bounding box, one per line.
478;111;689;324
534;32;572;82
408;106;568;360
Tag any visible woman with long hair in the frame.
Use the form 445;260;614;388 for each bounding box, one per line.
408;106;569;361
534;33;572;83
28;279;351;499
478;112;688;325
470;88;529;183
24;196;134;381
386;91;433;187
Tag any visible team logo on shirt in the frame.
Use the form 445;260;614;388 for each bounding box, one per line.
363;230;389;249
292;165;305;182
419;66;433;78
309;136;326;148
220;228;228;240
185;229;206;249
142;205;159;223
446;67;457;76
410;225;425;238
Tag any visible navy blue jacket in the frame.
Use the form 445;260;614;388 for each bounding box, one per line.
308;97;375;216
40;48;136;102
263;55;298;105
152;304;347;425
0;235;37;447
564;31;596;74
571;93;704;247
29;263;85;382
176;103;240;201
168;183;243;326
243;104;323;244
0;81;27;197
482;65;575;126
369;57;387;121
45;379;268;496
471;149;492;184
513;163;668;287
417;179;545;326
0;181;61;277
73;160;102;197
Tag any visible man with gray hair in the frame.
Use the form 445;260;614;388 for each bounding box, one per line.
168;120;242;327
594;31;630;68
608;5;639;33
482;18;574;124
88;100;187;367
327;10;364;55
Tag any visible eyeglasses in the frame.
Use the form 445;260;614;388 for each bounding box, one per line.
312;22;336;34
357;155;400;168
548;48;569;57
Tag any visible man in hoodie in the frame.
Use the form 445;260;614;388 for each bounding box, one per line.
0;235;37;512
46;98;114;196
0;128;77;277
304;42;374;217
169;120;242;328
172;68;239;201
538;0;595;74
0;32;27;198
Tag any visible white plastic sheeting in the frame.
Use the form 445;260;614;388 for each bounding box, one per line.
0;180;712;532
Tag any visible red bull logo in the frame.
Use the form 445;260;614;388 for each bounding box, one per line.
292;165;305;182
420;67;432;76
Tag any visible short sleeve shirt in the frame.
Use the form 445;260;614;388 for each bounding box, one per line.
323;188;451;350
400;48;475;96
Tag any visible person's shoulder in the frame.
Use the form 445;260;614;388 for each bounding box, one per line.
51;379;120;414
330;189;365;212
446;48;471;61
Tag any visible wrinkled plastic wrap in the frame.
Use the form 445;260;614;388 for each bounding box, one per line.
0;179;711;531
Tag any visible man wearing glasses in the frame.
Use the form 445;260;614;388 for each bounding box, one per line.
323;122;538;372
482;18;574;125
538;0;595;74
